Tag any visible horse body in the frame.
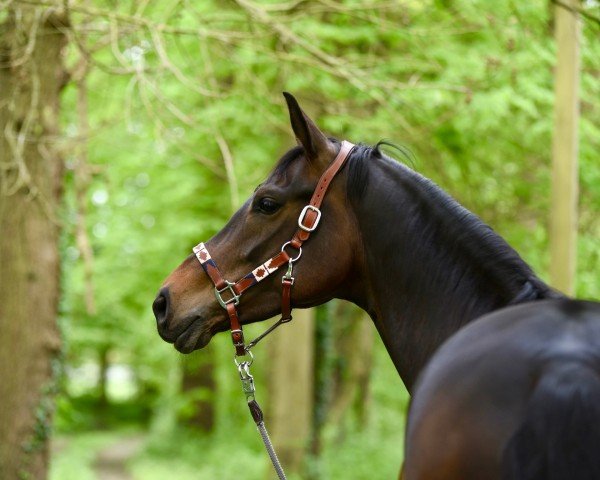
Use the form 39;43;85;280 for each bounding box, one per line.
154;93;600;479
404;299;600;480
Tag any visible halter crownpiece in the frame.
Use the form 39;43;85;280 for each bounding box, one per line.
193;140;355;356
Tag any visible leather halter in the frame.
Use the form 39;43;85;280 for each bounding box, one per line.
193;140;355;356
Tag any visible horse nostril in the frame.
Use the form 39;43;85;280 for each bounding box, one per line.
153;287;170;327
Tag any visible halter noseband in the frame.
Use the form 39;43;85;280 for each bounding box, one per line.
193;140;355;356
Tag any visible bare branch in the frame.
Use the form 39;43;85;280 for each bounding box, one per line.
74;61;97;315
138;73;196;125
133;0;151;17
108;15;132;70
262;0;308;11
9;6;42;68
0;0;16;10
18;0;256;41
552;0;600;27
215;132;239;211
233;0;417;134
147;26;221;97
3;60;39;195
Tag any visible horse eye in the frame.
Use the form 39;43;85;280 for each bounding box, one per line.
256;197;281;215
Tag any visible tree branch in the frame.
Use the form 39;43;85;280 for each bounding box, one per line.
74;60;97;315
17;0;255;41
215;132;240;211
552;0;600;27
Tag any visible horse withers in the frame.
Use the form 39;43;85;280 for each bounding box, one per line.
153;93;600;479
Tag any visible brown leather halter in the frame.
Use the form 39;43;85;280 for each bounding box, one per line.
193;140;355;356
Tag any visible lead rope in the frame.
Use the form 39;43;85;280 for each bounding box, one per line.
237;355;287;480
193;142;356;479
234;260;295;479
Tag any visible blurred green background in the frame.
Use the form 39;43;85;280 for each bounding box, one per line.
5;0;598;479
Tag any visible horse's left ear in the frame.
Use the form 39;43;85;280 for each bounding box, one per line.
283;92;333;161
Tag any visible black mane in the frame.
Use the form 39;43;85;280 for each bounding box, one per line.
272;139;559;318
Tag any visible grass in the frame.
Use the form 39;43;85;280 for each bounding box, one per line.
50;430;129;480
130;429;269;480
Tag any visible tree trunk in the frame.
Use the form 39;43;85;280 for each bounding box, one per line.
266;308;314;478
98;347;110;409
0;4;67;479
309;304;333;474
180;348;216;432
550;0;581;295
328;302;373;432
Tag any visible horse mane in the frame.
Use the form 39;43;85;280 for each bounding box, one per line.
343;141;559;304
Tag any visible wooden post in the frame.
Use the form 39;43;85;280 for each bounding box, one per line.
550;0;581;295
266;308;314;478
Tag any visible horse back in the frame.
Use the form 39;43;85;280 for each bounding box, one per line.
404;299;600;480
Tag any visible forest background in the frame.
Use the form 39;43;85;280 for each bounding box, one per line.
0;0;598;479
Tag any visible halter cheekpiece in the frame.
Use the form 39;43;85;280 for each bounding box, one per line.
192;140;355;356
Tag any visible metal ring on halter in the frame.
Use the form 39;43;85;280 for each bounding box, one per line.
233;349;254;367
281;241;302;262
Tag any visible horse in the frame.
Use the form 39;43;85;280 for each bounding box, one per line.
152;92;600;479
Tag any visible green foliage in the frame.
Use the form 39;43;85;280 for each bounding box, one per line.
54;395;152;432
54;0;599;477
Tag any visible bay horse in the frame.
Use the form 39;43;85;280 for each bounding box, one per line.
153;93;600;479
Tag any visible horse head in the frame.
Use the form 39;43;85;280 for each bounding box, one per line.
153;93;363;353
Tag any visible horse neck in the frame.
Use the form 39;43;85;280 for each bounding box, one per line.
347;154;555;392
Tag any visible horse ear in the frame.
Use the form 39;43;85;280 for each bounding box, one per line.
283;92;331;160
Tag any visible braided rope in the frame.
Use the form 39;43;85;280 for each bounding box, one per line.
256;421;287;480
